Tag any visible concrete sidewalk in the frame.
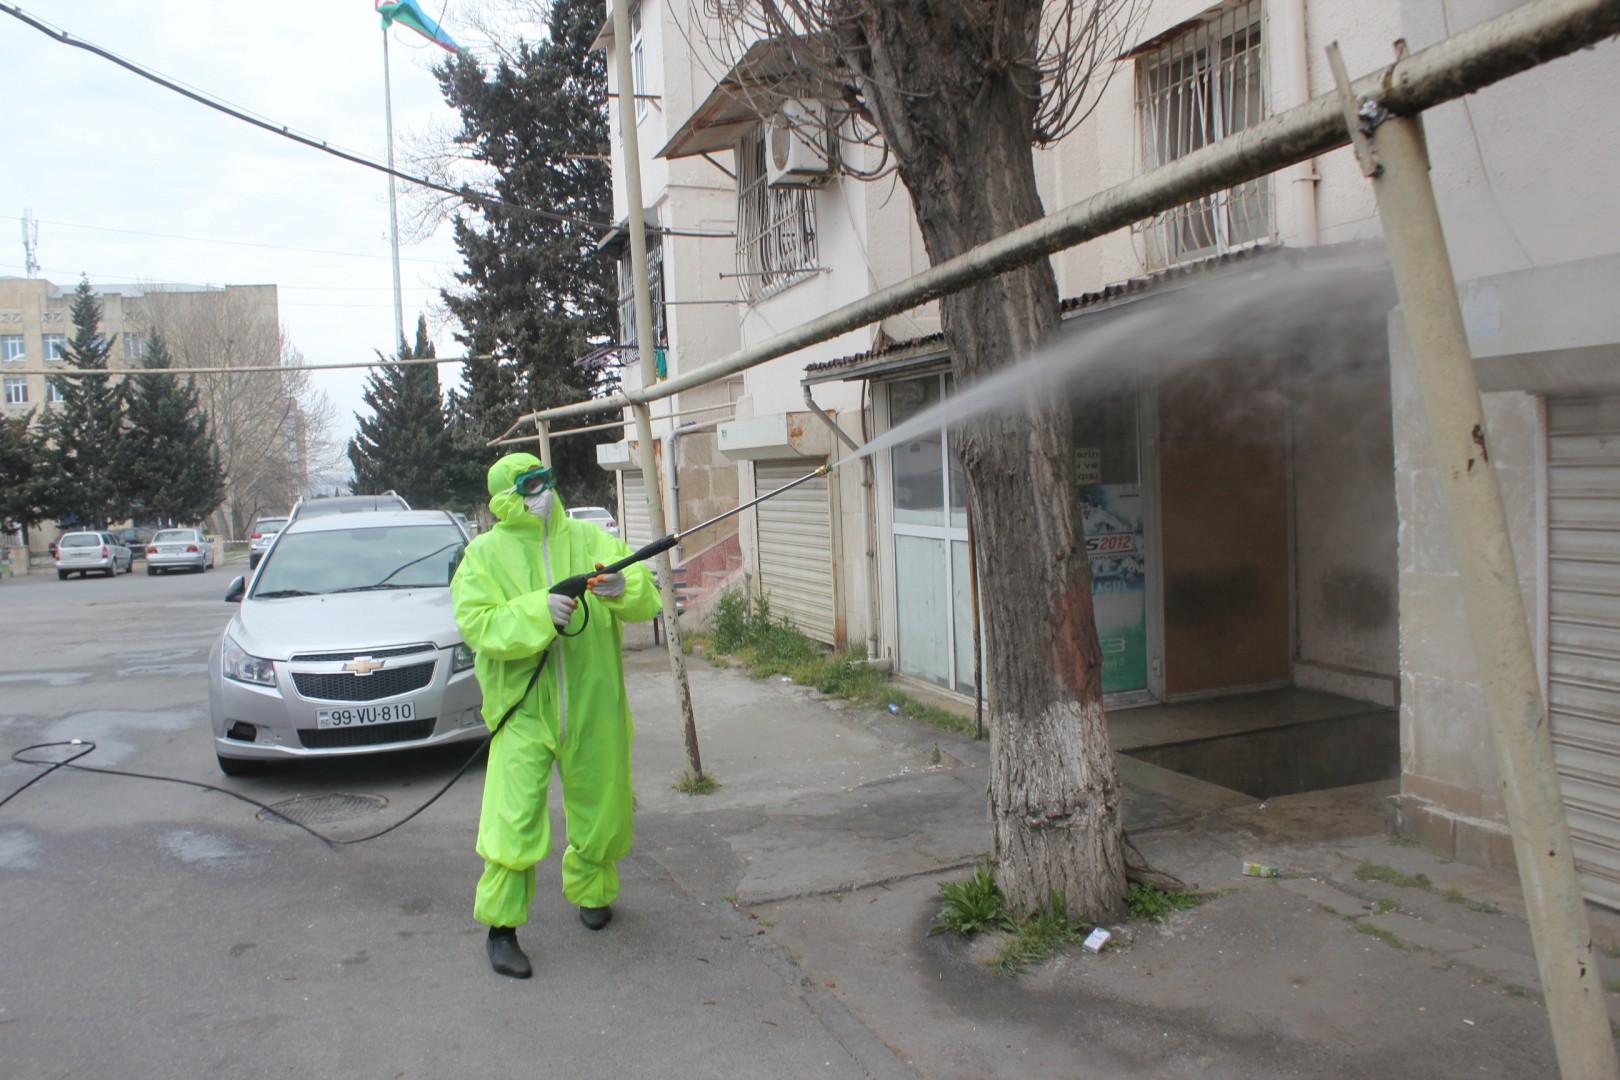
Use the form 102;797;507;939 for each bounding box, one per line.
619;625;1620;1078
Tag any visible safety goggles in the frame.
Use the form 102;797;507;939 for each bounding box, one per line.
510;464;556;497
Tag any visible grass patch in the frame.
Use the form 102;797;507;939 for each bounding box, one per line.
930;863;1015;937
700;588;979;738
994;895;1092;976
1355;922;1408;950
1354;862;1433;890
1126;882;1204;923
1387;831;1421;848
1440;888;1503;915
674;771;720;795
1372;897;1396;914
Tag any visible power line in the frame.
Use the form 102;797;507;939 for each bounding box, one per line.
0;215;457;266
0;3;730;241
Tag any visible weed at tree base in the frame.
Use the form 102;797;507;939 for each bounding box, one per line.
674;771;720;795
1125;882;1205;923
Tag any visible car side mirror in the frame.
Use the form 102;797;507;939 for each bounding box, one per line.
225;576;245;603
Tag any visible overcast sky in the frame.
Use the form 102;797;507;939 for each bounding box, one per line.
0;1;514;477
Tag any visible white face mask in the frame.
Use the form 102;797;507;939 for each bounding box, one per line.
524;489;555;521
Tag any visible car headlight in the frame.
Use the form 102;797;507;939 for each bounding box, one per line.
452;642;476;673
222;634;277;687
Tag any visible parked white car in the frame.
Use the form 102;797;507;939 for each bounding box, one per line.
145;528;215;575
54;531;133;579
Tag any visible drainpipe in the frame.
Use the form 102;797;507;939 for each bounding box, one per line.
1335;43;1616;1079
803;383;881;660
1273;0;1320;246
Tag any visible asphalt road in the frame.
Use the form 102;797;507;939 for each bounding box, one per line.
0;561;877;1080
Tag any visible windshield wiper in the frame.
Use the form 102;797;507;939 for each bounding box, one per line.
328;583;416;594
253;589;318;599
361;542;465;589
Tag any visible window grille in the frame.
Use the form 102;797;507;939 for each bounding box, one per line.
735;127;819;303
618;231;667;350
1136;0;1272;268
1;335;23;362
4;377;27;405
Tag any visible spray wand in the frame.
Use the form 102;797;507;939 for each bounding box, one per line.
549;462;836;600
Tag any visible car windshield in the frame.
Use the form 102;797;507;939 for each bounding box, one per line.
252;524;465;597
61;534;100;548
254;519;287;535
154;530;195;543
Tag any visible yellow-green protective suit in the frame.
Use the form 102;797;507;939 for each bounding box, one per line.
451;453;661;927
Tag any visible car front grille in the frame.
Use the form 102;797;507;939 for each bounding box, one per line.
291;644;435;663
297;718;437;749
291;662;435;702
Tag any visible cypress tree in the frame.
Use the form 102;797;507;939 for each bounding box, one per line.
348;315;453;508
39;277;127;528
436;0;618;507
0;409;50;538
122;329;226;526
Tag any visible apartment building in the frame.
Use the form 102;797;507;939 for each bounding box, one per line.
600;0;1620;898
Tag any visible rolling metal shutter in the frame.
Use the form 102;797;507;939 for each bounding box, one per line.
621;470;654;548
755;460;836;645
1547;395;1620;909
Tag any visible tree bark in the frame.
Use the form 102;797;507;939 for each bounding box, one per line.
837;0;1128;920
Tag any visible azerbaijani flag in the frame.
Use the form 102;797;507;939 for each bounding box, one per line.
376;0;463;54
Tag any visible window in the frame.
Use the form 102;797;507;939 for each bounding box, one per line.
1;335;23;362
42;334;65;360
735;125;819;302
618;231;667;352
1136;0;1271;268
123;333;146;359
45;380;63;403
630;2;647;122
4;377;27;405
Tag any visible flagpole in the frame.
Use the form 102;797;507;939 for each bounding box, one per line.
381;24;406;351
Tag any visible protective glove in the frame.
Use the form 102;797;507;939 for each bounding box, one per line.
547;593;577;628
590;568;625;599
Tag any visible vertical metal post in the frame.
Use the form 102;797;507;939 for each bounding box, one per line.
536;420;552;468
1351;64;1618;1078
381;26;405;350
609;0;704;778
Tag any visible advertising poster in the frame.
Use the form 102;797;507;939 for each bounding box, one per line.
1082;484;1147;694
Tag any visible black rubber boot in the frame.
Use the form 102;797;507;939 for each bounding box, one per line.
485;926;532;978
579;905;613;931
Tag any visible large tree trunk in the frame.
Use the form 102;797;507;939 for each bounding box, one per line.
839;0;1128;919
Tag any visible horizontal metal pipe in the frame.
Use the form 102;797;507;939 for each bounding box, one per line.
510;0;1620;429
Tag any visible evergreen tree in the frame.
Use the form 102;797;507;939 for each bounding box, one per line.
121;330;226;526
39;277;127;528
348;315;454;508
436;0;618;506
0;409;50;537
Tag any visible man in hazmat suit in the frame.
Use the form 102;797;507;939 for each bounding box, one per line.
451;452;661;978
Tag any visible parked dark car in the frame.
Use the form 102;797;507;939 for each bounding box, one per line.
109;527;155;557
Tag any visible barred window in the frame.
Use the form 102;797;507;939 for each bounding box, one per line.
735;126;819;303
618;230;667;350
1136;0;1272;268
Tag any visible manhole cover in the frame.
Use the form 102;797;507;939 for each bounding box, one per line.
257;793;388;826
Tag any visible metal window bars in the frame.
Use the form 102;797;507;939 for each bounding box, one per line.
1136;0;1273;268
735;128;820;303
618;231;667;350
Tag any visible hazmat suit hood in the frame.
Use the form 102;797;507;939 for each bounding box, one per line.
486;452;568;532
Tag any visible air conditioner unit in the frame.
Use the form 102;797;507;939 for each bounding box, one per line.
765;99;834;188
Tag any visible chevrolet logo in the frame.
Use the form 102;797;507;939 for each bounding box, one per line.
343;657;386;676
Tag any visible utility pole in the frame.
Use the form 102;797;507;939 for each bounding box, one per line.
608;0;704;779
1333;40;1619;1080
381;26;406;351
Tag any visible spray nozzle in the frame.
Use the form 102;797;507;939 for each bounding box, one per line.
817;463;834;476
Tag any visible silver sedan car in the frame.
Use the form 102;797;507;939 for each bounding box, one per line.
209;510;484;775
145;528;215;575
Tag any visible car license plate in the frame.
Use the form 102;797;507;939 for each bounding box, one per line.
315;701;416;729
